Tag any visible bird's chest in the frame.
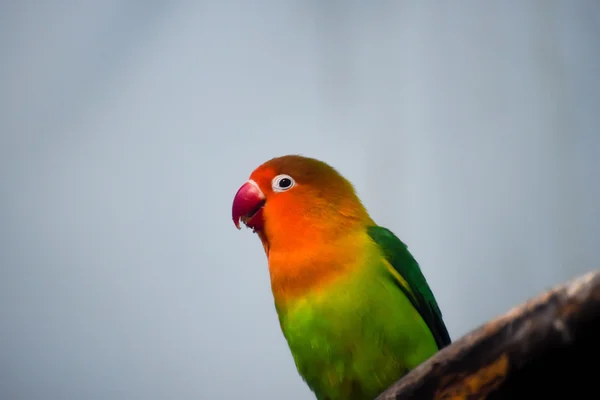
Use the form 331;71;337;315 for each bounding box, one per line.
277;282;399;400
280;290;364;360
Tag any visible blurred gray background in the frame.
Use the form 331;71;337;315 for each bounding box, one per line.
1;1;599;399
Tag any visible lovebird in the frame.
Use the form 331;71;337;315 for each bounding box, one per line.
231;155;451;400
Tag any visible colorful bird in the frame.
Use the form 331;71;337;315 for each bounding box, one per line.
232;155;451;400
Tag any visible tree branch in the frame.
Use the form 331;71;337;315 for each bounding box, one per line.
376;269;600;399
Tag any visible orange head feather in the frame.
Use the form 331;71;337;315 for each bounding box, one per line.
232;155;375;302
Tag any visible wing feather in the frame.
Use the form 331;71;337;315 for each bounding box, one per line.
367;226;452;349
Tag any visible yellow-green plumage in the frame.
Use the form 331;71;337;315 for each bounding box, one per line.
278;227;450;400
233;155;451;400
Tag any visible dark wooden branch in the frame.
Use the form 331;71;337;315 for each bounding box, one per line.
376;269;600;400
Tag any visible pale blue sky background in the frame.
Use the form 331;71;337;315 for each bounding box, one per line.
1;2;599;399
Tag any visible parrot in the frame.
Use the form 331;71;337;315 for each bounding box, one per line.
231;155;451;400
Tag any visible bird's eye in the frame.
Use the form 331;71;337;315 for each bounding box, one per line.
272;174;295;192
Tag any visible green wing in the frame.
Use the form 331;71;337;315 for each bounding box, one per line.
367;225;451;349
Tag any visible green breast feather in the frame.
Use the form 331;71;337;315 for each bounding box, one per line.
367;226;452;350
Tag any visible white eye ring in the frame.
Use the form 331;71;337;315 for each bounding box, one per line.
272;174;295;192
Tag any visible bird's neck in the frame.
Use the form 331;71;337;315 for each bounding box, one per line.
266;231;368;309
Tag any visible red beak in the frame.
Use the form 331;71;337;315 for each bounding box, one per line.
232;180;266;230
